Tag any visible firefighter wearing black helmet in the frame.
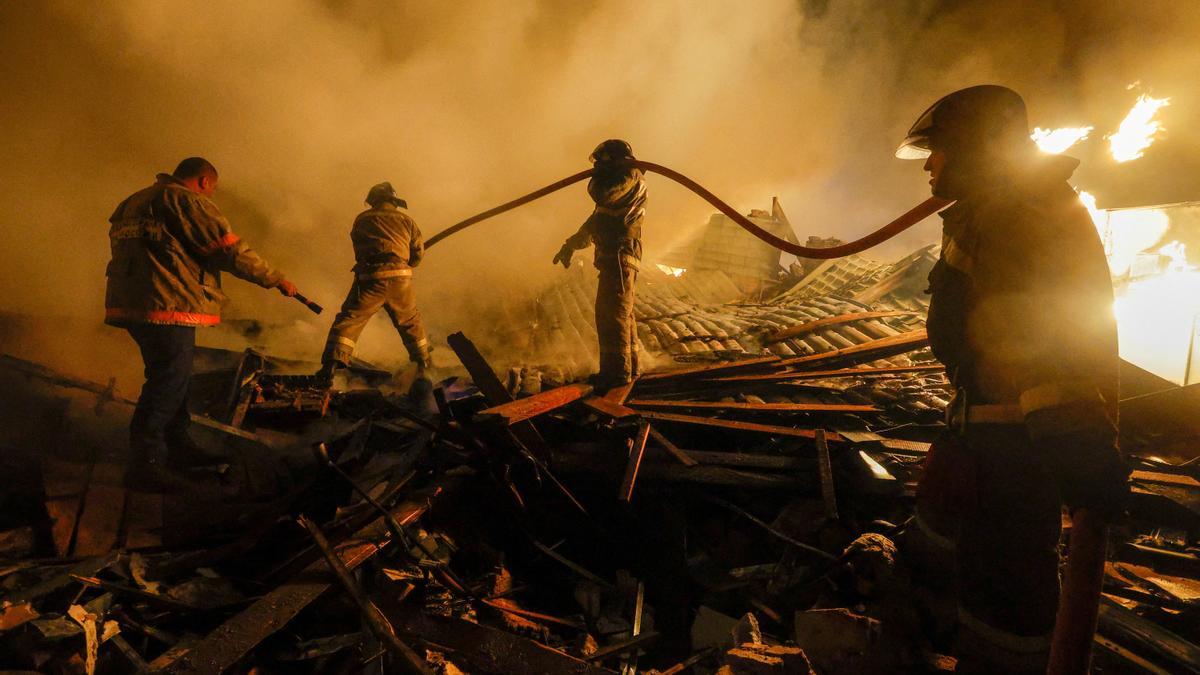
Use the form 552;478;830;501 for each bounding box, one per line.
898;85;1129;673
319;182;429;379
553;139;647;389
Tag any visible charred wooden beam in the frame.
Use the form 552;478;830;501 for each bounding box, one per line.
603;379;637;405
637;356;783;383
815;429;838;522
777;330;929;370
648;427;698;467
627;400;878;414
711;364;945;384
163;483;446;674
476;383;593;426
636;410;844;442
619;422;651;502
581;395;640;420
764;311;918;343
447;331;551;457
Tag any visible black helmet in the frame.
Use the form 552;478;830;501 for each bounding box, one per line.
366;182;407;208
896;85;1030;160
589;139;635;164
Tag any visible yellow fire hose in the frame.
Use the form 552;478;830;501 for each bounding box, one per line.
425;160;952;259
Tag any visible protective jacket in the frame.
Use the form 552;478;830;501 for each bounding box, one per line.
561;167;647;269
105;174;283;327
350;203;423;279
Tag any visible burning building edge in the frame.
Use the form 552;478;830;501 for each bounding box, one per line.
1;184;1199;674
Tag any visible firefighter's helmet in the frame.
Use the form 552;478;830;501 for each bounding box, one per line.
896;85;1030;160
589;139;635;164
366;182;407;208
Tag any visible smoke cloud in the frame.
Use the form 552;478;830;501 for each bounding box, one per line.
1;0;1197;374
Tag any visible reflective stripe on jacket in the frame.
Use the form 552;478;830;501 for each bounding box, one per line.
104;174;283;327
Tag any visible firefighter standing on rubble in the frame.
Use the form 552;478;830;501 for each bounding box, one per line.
318;182;430;380
897;86;1130;673
105;157;300;492
553;139;648;390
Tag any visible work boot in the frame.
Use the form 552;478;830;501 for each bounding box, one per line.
124;458;206;494
167;433;229;468
315;361;341;384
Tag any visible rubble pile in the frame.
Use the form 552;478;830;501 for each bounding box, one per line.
1;250;1200;674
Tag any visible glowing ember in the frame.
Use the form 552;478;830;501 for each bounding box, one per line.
1108;94;1170;162
1031;126;1092;154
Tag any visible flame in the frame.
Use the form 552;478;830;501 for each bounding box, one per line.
1108;94;1170;162
1113;241;1200;384
1031;126;1093;154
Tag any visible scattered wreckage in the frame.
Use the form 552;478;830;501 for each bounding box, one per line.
2;248;1199;674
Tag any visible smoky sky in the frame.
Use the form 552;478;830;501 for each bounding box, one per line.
1;0;1197;367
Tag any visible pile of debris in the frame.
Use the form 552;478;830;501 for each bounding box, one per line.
1;246;1200;673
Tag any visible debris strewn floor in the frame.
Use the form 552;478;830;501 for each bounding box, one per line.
2;251;1199;674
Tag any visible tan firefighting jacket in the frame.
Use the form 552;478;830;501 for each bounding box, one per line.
926;155;1119;421
562;167;647;269
350;203;423;280
105;174;283;327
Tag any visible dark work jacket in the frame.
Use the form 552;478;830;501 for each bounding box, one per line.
350;203;423;274
926;154;1119;420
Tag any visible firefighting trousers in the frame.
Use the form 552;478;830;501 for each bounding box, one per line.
126;324;195;463
595;262;639;384
323;276;428;366
913;426;1062;675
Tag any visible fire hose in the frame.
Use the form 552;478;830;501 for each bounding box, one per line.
425;160;952;258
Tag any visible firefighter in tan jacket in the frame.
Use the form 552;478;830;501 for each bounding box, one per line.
105;157;299;491
554;139;647;389
318;182;429;379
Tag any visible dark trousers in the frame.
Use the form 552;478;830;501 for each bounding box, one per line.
595;262;639;384
127;324;195;463
915;426;1061;674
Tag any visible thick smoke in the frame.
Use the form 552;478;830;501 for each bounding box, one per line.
0;0;1197;376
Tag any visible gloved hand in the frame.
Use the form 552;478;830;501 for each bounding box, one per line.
552;244;574;269
276;279;299;297
1026;402;1131;521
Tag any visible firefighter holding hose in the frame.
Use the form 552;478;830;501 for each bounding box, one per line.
898;86;1130;673
318;182;430;381
105;157;300;492
553;139;647;390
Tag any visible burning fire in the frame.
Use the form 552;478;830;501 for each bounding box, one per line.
1031;126;1093;154
1108;94;1170;162
1112;241;1200;384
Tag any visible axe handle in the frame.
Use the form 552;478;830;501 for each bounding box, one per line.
1047;508;1108;675
293;292;323;315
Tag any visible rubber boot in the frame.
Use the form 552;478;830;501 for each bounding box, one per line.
315;360;340;384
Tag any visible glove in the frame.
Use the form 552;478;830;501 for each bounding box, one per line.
276;279;299;298
552;245;574;269
1026;402;1131;521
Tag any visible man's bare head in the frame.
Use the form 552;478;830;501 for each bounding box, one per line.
172;157;219;197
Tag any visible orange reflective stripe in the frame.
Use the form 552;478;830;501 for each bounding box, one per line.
105;308;221;326
198;232;241;256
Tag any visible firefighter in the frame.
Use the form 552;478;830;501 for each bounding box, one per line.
105;157;299;492
553;139;647;390
318;182;429;380
896;86;1130;673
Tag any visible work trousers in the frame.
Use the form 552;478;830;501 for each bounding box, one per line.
914;426;1062;674
595;260;639;385
323;276;428;366
127;324;195;463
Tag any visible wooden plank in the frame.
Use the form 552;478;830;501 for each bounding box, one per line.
764;311;917;343
72;461;126;557
580;396;640;420
627;400;877;414
619;423;651;502
447;332;551;457
679;450;806;470
603;379;637;405
637;410;844;442
638;356;782;383
387;610;615;675
1130;470;1200;489
647;427;698;467
712;364;945;384
776;330;929;370
164;486;443;674
815;429;838;521
476;383;592;426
